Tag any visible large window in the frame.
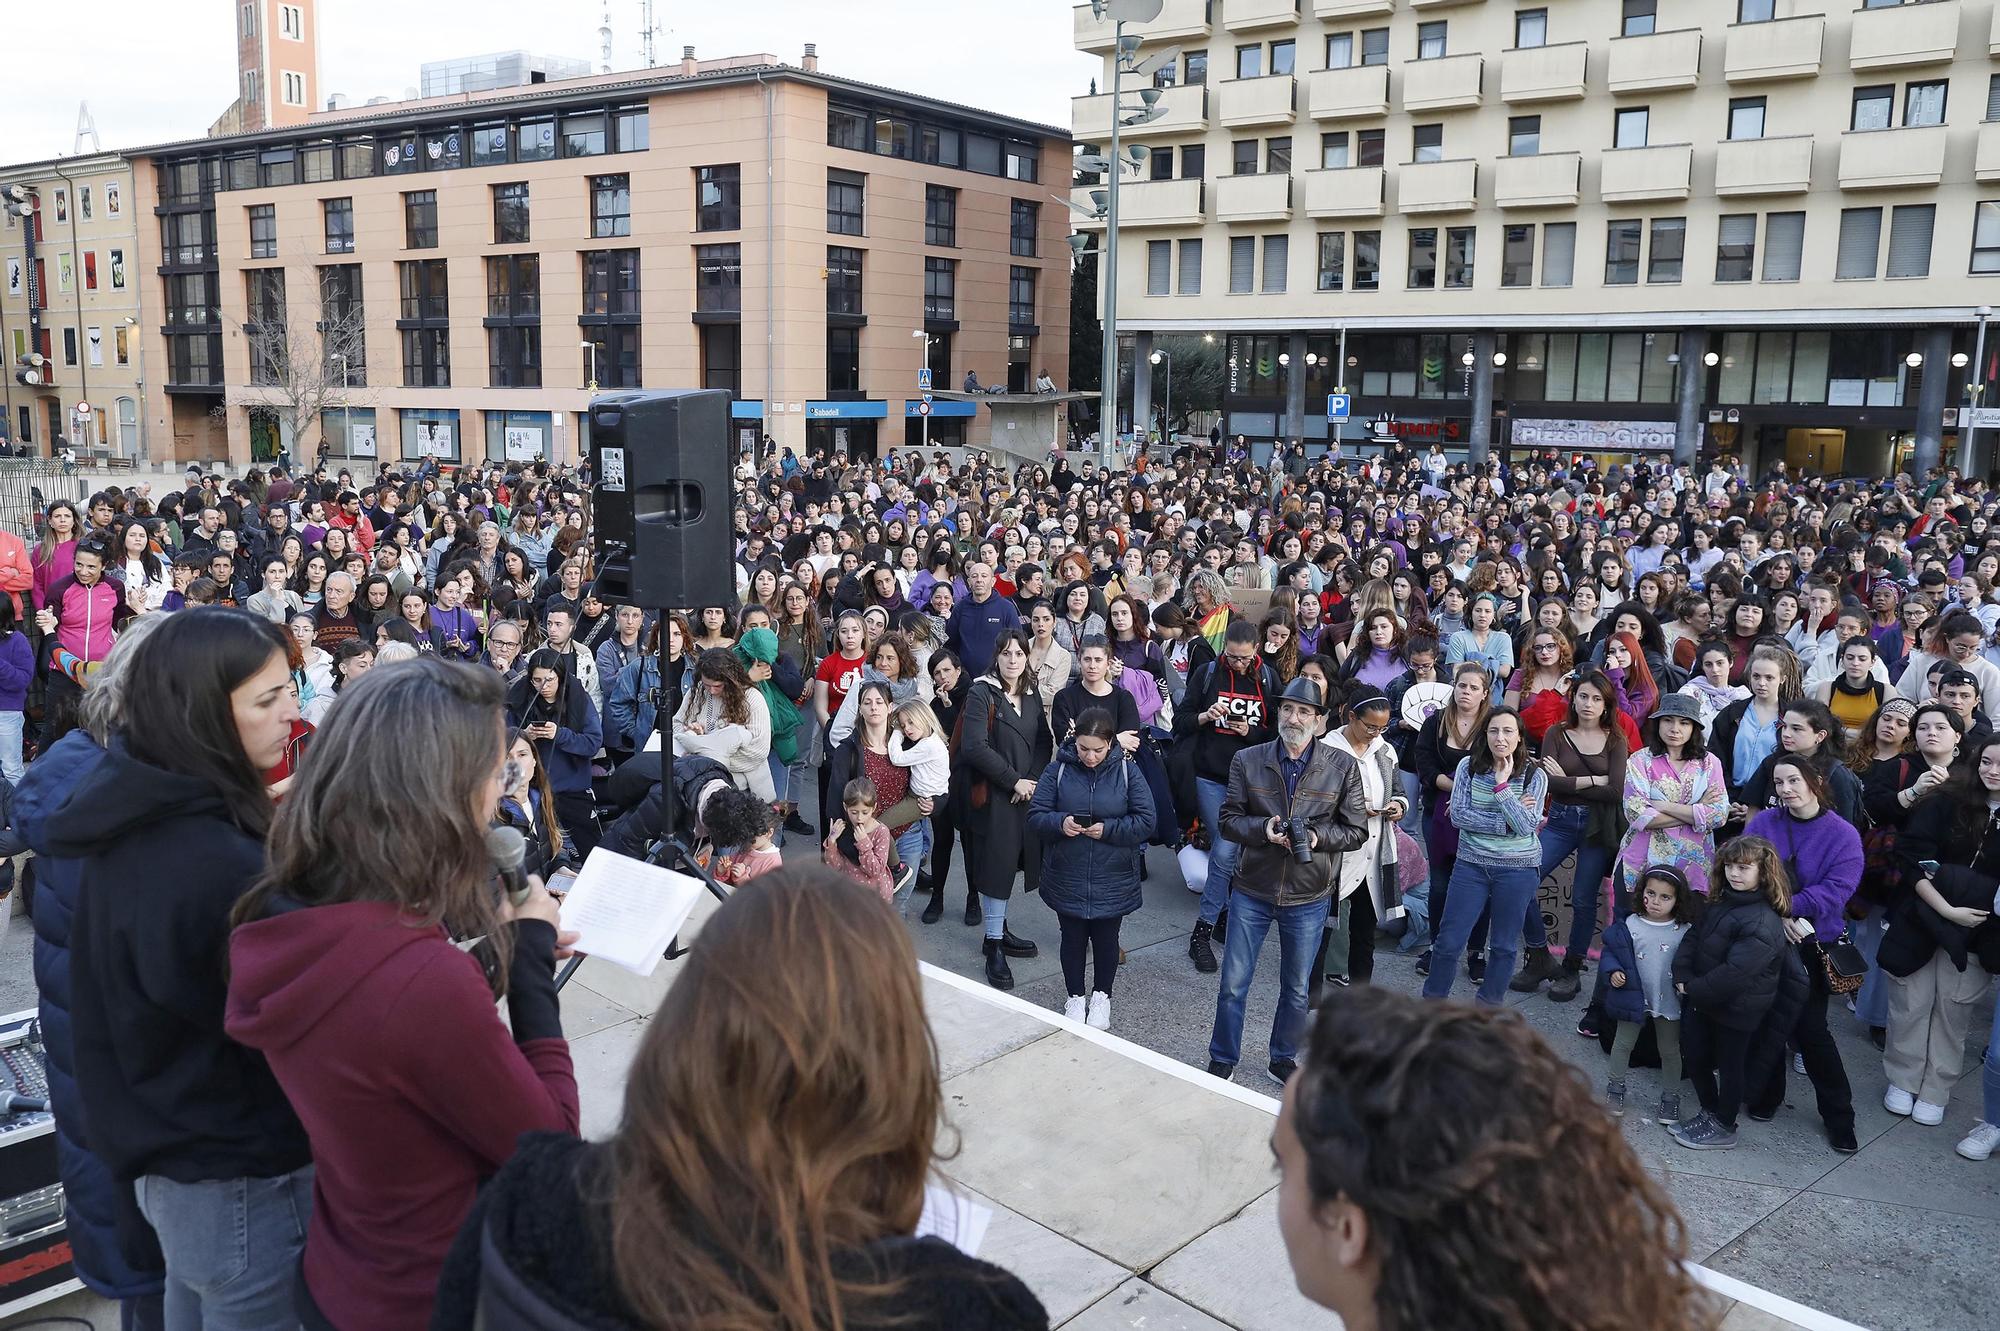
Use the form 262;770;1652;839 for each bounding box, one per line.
1316;232;1345;291
404;190;437;248
1605;220;1642;285
1728;97;1766;141
323;198;352;254
1973;201;2000;275
1327;29;1389;67
825;246;862;316
493;182;530;244
485;254;540;319
827;326;860;393
398;259;450;387
1614;107;1649;150
582;250;641;316
1501;225;1535;287
926;185;957;247
1010;200;1039;257
591;175;630;238
1508;116;1540;157
318;265;365;385
827;169;865;235
1408;228;1438;288
925;256;957;320
1354;230;1381;290
249;204;276;259
583;326;641;389
701;324;741;396
1443;227;1474;288
1178;239;1202;294
696;244;743;313
1886;203;1935;279
246;270;286;385
1648;217;1685;283
485;255;541;388
1837;207;1883;279
1715;214;1756;282
581;250;641;388
697;165;740;232
1009;266;1038;325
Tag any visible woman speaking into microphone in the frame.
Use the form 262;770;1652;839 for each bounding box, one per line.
226;656;580;1330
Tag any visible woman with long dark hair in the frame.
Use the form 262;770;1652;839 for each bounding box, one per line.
1412;662;1493;981
508;647;606;855
958;629;1052;989
920;649;973;924
49;608;311;1327
228;659;578;1330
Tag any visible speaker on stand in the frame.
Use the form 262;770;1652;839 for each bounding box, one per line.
588;389;737;609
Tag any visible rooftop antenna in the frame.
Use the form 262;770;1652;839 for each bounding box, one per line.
640;0;665;68
599;3;614;73
73;102;99;155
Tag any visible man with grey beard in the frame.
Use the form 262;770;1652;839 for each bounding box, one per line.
1207;677;1370;1088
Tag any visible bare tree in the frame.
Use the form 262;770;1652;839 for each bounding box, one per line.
227;267;373;455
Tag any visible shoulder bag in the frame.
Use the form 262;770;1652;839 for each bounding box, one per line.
1775;818;1868;996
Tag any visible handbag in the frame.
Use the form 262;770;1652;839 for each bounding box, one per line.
1812;935;1868;996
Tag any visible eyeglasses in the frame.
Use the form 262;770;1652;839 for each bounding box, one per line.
1535;643;1560;653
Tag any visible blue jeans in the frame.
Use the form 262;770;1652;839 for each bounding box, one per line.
1423;859;1541;1005
1208;889;1333;1068
766;751;789;806
981;891;1010;940
1851;906;1891;1031
1983;994;2000;1127
1195;777;1240;927
0;711;21;785
134;1166;314;1331
893;821;931;917
1521;803;1614;959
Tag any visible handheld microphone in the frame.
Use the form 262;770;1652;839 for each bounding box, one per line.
487;825;532;907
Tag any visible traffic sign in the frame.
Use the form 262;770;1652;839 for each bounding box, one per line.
72;400;91;417
921;391;933;405
1326;393;1350;422
917;368;933;391
915;401;932;417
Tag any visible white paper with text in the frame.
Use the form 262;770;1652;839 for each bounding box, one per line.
556;848;703;976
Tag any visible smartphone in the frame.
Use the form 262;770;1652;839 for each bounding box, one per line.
1074;815;1099;828
1919;860;1941;877
547;867;580;897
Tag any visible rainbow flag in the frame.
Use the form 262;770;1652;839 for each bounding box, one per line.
1199;606;1231;655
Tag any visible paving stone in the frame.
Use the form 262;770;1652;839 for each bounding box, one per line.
1653;1170;1795;1264
1809;1110;2000;1221
946;1184;1127;1326
1059;1277;1234;1330
563;1013;649;1141
922;972;1055;1080
1149;1189;1343;1331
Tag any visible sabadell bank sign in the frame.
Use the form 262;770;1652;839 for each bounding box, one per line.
1512;418;1678;452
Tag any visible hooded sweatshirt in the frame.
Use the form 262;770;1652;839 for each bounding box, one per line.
226;899;577;1331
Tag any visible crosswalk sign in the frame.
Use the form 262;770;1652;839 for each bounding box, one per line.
918;368;933;391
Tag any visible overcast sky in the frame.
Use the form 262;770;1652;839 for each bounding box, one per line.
12;0;1094;161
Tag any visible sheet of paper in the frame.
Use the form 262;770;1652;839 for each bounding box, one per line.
914;1180;992;1257
556;848;703;976
643;729;663;753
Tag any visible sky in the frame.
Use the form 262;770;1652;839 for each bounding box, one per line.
10;0;1095;161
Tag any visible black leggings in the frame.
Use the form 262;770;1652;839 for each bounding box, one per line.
1057;912;1123;998
926;803;959;892
554;790;602;857
1682;1007;1754;1130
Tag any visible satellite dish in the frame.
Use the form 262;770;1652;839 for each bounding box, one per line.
1134;48;1181;78
1106;0;1165;22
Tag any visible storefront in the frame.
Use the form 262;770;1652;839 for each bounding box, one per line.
902;398;973;451
731;400;764;458
804;399;886;459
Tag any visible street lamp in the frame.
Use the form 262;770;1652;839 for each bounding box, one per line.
121;315;148;460
1961;305;1993;474
1149;347;1172;445
912;329;935;455
581;339;599;393
1906;351;1925;369
1703;351;1720;367
1491;350;1508;368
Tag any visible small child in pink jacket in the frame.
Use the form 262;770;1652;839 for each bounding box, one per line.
823;777;896;901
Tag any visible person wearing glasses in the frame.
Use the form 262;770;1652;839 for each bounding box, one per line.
482;618;530;685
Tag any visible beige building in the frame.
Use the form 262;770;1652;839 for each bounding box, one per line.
122;48;1070;467
1076;0;2000;477
0;153;152;456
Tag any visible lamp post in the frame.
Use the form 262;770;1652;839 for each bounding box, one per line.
332;352;348;463
1149;347;1171;447
1962;305;1992;475
581;339;599;394
912;328;934;456
121;315;148;460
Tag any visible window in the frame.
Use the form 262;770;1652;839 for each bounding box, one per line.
1987;74;2000;122
827;327;860;394
397;259;451;388
243;69;259;108
61;329;76;368
324;198;353;253
1413;124;1443;164
1236;45;1262;80
1357;128;1386;166
1178;239;1202;294
1354;230;1381;290
1516;9;1548;48
591;175;630;238
1010;200;1039;257
1266;137;1292;174
922;256;959;321
926;185;957;246
1836;207;1883;279
1261;236;1287;293
301;142;334;182
1416;22;1447;60
472;123;509;167
1317;232;1346;291
398;258;449;320
1729;97;1766;141
873;114;913;160
493;183;530;244
918;125;960;167
824;245;864;315
827;169;865;235
279;4;303;39
1509;116;1540;157
1975;202;2000;274
967;134;1002;175
319;266;365;384
246;268;285;339
1148;240;1171;296
1010;266;1038;326
1229;235;1255;293
244;204;276;259
1443;227;1475;288
1905;81;1948;128
1715;214;1756;282
401;409;461;462
562;112;607;157
1614;108;1649;149
1233;140;1259;175
829;105;868;151
1542;222;1576;286
404;190;437;248
1649;217;1686;282
1361;28;1389;66
1271;40;1296;77
241;2;256;36
1501;225;1535;287
1408;227;1438;288
281;71;305;107
1763;211;1805;281
1151;147;1175;180
581;249;642;316
1327;32;1355;68
698;244;744;313
696;165;740;232
701;324;741;396
1004;143;1040;182
261;148;296;188
1740;0;1775;21
485;256;542;388
1621;0;1656;37
1322;132;1350;169
1181;144;1207;178
1605;220;1642;284
1887;203;1935;278
616;106;649;152
485;254;540;319
1185;50;1208;85
1852;86;1893;132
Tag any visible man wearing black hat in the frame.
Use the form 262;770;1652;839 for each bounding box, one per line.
1206;677;1370;1087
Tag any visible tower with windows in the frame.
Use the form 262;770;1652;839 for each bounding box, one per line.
229;0;321;133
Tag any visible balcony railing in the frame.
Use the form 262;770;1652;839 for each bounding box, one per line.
1598;143;1692;203
1850;0;1958;71
1213;171;1293;222
1217;75;1297;128
1074;177;1209;229
1713;135;1812;197
1401;53;1483;112
1222;0;1298;31
1307;64;1390;119
1311;0;1392;16
1398;158;1477;213
1606;28;1702;93
1500;42;1587;103
1723;13;1823;82
1073;84;1209;139
1072;0;1214;51
1493;152;1581;209
1838;125;1947;190
1303;165;1387;217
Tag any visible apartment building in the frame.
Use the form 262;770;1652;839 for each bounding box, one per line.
124;49;1069;466
0;153;151;456
1076;0;2000;477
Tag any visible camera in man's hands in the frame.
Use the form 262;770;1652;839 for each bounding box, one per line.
1284;814;1314;865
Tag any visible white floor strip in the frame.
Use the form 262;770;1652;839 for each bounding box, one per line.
1686;1264;1871;1331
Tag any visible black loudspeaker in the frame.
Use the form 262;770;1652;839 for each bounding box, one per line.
590;389;735;608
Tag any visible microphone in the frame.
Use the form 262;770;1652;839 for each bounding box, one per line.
487;825;532;907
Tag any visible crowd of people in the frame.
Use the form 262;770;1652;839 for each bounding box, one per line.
0;434;1994;1329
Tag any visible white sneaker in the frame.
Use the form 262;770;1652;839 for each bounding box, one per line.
1063;995;1087;1023
1912;1099;1946;1127
1884;1085;1915;1116
1086;991;1112;1031
1955;1121;2000;1160
1792;1052;1806;1076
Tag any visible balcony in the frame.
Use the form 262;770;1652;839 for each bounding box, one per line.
1607;28;1702;93
1992;3;2000;55
1723;13;1823;81
1493;152;1581;209
1500;42;1588;103
1598;142;1692;203
1409;0;1482;7
1303;165;1387;217
1838;125;1947;190
1308;65;1390;119
1071;177;1209;229
1401;53;1483;112
1217;75;1296;128
1850;0;1958;71
1072;84;1208;140
1713;135;1813;197
1213;171;1293;222
1222;0;1299;31
1312;0;1392;16
1979;123;2000;182
1072;0;1213;51
1397;158;1477;213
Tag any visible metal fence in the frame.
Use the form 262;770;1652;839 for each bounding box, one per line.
0;460;86;542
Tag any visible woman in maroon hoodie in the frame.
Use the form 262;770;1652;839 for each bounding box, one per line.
226;656;579;1330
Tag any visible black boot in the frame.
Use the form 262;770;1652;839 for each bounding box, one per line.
1189;919;1218;973
1510;945;1560;993
1213;906;1229;944
964;896;981;926
1001;927;1038;958
1547;957;1585;1003
984;939;1015;990
920;883;944;924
